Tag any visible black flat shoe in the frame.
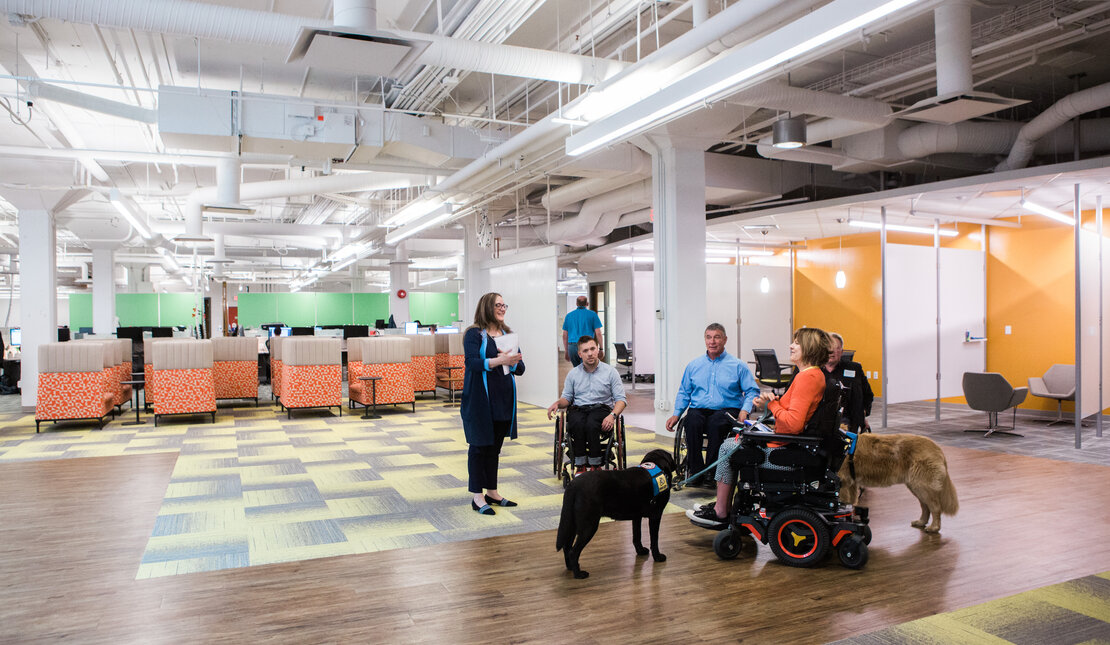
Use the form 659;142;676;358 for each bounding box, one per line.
485;494;518;507
472;500;495;515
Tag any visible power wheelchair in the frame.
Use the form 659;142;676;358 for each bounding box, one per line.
552;408;627;488
695;377;871;569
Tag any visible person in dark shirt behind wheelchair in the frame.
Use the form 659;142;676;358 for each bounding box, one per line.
825;332;873;433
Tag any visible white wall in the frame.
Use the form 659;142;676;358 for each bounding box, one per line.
0;297;71;332
706;264;739;356
632;268;655;375
486;247;559;406
1080;226;1106;418
886;244;985;404
737;265;793;363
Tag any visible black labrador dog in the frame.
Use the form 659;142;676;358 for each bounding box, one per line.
555;448;675;579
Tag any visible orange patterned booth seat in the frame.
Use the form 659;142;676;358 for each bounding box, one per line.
270;335;285;404
35;342;115;432
152;339;217;426
280;337;342;417
435;333;464;397
405;333;437;398
212;337;259;404
350;337;415;413
142;337;169;410
79;336;131;409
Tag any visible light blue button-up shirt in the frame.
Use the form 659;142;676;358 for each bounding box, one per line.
673;350;759;413
562;361;626;407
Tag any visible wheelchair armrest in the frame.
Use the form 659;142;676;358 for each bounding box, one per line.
739;430;823;446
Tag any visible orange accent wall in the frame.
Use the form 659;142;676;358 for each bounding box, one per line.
794;232;884;396
984;216;1076;412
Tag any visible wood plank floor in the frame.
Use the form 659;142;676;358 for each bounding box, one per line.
3;444;1110;643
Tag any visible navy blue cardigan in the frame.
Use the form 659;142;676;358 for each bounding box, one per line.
460;326;525;446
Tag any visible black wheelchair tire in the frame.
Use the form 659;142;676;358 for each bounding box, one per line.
672;418;688;483
861;524;872;545
553;415;564;478
767;507;830;568
615;421;627;470
837;535;869;569
713;528;745;560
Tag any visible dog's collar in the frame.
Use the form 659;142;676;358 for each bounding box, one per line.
640;462;667;497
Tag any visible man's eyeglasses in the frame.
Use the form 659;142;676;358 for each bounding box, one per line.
494;303;509;310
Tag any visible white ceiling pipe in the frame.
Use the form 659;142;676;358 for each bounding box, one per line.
0;0;625;86
900;117;1110;159
541;149;652;212
184;171;433;239
0;144;293;167
757;117;889;149
934;0;973;96
732;83;892;125
545;179;652;245
997;81;1110;171
333;0;375;31
26;81;157;123
755;143;858;168
215;158;241;206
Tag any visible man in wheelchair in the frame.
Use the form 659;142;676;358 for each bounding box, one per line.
687;328;833;528
547;336;626;474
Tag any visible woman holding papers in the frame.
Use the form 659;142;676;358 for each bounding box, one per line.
461;292;526;515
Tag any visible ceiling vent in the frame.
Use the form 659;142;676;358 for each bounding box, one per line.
895;91;1028;125
286;27;428;78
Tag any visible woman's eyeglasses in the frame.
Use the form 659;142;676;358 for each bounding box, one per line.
494;303;509;310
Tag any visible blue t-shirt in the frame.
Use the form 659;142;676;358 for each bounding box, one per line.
563;306;602;344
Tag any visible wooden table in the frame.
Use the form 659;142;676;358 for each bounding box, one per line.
440;365;463;407
358;375;382;419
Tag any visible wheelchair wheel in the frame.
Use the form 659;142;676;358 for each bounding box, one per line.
713;528;747;560
860;524;872;545
768;508;830;568
615;419;627;470
553;415;565;478
836;535;869;569
672;418;688;483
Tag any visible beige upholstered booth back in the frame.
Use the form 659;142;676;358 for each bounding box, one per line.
347;338;362;362
270;335;284;360
39;342;106;373
448;333;464;354
212;337;257;361
358;337;412;365
153;340;214;370
283;337;341;366
404;334;435;357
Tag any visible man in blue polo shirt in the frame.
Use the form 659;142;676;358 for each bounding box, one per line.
665;323;760;487
562;296;603;368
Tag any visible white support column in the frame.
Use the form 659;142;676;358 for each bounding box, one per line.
389;242;411;323
646;138;707;434
18;209;57;409
91;247;116;334
461;219;491;323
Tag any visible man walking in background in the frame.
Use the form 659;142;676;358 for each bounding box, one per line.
562;296;603;368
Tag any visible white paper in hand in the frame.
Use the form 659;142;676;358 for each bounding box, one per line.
493;333;519;374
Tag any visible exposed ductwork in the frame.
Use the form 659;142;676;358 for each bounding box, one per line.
996;81;1110;171
27;81;157;123
541;149;652;213
544;179;653;246
0;0;627;86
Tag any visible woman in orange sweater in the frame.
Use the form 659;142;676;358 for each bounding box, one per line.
687;327;832;528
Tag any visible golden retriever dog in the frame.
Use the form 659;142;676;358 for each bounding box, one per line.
837;433;959;533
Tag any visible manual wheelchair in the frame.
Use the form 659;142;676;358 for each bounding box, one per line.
552;408;627;488
698;378;871;569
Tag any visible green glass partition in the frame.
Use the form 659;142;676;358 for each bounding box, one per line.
116;294;160;327
69;293;92;330
315;293;353;325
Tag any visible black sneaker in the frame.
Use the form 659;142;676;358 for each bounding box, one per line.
686;505;727;528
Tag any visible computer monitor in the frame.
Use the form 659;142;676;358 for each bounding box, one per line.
343;325;369;339
57;327;71;342
374;319;386;330
402;322;418;334
280;327;293;337
291;326;313;336
436;326;459;334
10;328;21;348
152;327;174;338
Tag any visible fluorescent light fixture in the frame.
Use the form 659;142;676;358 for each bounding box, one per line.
419;276;450;286
552;116;589;127
566;0;924;156
155;247;182;272
706;257;732;264
384;196;447;228
109;189;153;239
759;276;770;293
835;270;847;289
1021;199;1075;225
615;256;654;263
848;220;958;237
330;256;358;273
385;204;454;246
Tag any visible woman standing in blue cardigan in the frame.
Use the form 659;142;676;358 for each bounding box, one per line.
461;292;525;515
